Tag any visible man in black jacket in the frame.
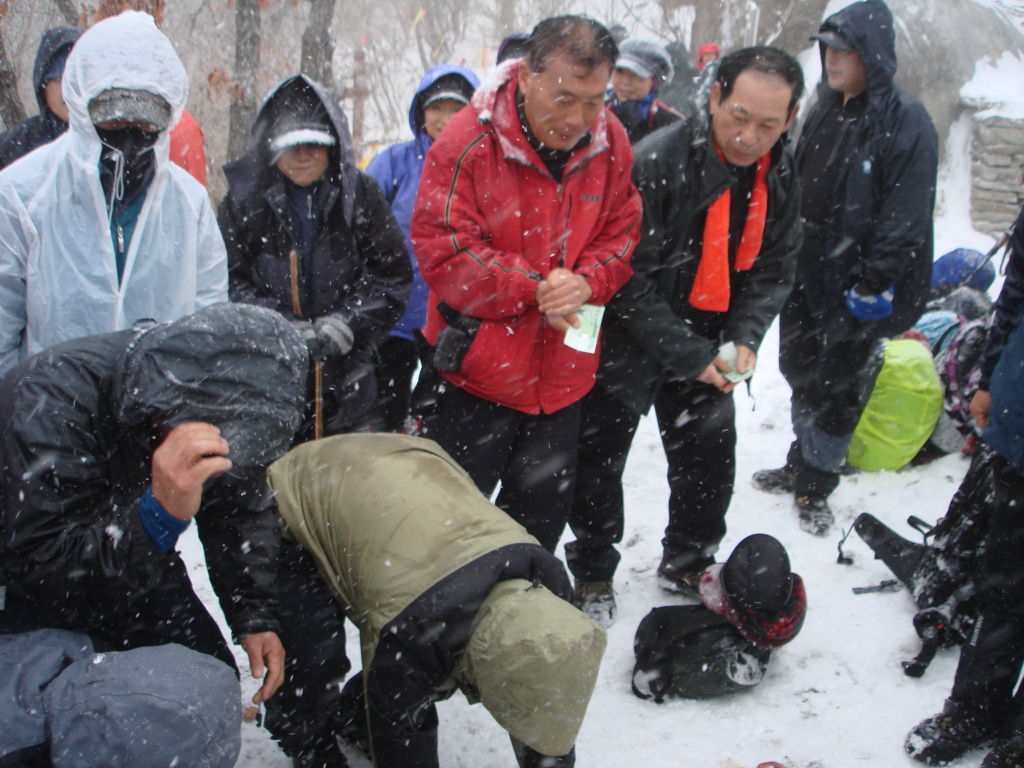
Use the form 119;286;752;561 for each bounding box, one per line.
567;47;804;626
753;0;938;535
0;27;82;170
0;304;352;768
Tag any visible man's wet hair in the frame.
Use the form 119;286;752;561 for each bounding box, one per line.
526;16;618;73
716;46;805;113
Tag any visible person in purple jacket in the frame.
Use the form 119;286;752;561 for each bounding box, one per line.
362;64;479;433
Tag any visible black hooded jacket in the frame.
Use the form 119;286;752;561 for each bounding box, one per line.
220;75;411;347
0;319;301;640
597;116;803;415
794;0;938;338
0;27;83;170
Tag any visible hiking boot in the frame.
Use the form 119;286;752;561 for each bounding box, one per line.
291;736;349;768
752;465;795;494
656;554;712;598
982;731;1024;767
573;580;616;628
906;701;998;765
796;495;834;536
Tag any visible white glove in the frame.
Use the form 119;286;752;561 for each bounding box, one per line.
314;316;355;357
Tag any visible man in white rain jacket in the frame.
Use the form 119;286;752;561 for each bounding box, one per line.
0;10;226;373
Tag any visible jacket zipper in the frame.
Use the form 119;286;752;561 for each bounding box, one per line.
116;224;125;255
307;192;314;220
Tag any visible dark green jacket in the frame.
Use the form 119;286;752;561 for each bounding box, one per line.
598;117;803;415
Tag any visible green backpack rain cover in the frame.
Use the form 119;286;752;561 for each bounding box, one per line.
848;339;943;471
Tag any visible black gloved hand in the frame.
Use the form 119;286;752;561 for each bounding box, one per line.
292;318;325;363
314;316;355;357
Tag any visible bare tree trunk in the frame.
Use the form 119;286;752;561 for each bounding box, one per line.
691;1;724;55
766;0;829;53
0;22;26;131
228;0;261;162
351;47;368;150
301;0;336;89
54;0;79;25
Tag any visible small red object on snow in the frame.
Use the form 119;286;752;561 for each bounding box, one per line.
757;763;786;768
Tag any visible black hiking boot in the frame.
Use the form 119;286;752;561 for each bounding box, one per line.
752;465;795;494
906;701;998;765
796;495;834;536
854;513;928;588
656;554;713;598
573;580;616;628
982;731;1024;767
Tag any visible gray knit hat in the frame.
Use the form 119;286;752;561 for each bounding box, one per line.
616;38;675;85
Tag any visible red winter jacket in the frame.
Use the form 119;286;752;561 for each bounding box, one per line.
411;61;641;414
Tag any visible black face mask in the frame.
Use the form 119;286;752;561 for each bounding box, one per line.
95;125;161;209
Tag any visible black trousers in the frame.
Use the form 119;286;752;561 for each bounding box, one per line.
566;378;735;583
361;336;419;433
950;454;1024;723
780;286;879;497
418;384;582;553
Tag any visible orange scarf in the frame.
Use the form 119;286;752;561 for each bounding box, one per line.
688;147;771;312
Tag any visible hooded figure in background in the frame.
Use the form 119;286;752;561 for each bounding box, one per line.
0;11;228;375
0;26;83;169
606;38;684;145
0;303;349;767
362;64;479;432
267;434;607;768
754;0;938;533
220;74;411;439
632;534;806;701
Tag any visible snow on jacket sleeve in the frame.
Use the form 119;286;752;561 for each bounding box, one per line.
411;132;543;320
859;101;938;289
321;172;412;345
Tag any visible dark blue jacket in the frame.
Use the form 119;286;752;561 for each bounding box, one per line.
982;206;1024;472
364;64;479;342
794;0;938;339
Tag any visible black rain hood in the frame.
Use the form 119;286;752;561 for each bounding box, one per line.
224;74;359;228
112;303;308;469
815;0;897;96
32;26;83;116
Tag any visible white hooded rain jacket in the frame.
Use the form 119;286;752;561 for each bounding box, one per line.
0;11;227;372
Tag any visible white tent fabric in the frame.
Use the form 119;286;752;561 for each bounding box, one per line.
0;10;227;372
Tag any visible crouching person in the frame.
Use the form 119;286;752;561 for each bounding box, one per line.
1;629;240;767
266;433;607;768
632;535;806;701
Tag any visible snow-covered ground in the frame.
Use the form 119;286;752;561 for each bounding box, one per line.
179;52;1021;768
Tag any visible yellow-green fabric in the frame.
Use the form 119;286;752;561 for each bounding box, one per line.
848;339;943;471
266;433;539;666
456;579;606;756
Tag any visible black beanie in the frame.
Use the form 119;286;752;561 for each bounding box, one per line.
721;534;794;613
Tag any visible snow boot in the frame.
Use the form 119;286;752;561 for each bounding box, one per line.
291;736;349;768
982;731;1024;767
752;465;795;494
906;700;998;765
574;580;616;628
854;513;928;588
796;495;833;536
657;554;713;598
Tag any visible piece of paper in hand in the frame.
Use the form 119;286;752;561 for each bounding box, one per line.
563;304;605;353
719;341;755;383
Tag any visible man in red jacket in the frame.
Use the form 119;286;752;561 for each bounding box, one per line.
410;15;641;553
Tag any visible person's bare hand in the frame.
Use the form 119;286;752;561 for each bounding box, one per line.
151;423;231;522
696;357;735;393
537;268;593;329
734;344;757;376
970;389;992;431
241;632;286;704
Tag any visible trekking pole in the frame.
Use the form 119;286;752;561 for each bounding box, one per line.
962;228;1012;288
314;360;324;440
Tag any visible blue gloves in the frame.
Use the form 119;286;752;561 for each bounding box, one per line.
845;283;894;321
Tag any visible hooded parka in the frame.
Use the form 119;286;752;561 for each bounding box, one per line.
221;75;410;351
365;64;479;342
0;12;228;374
794;0;937;339
268;434;606;766
0;27;83;170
